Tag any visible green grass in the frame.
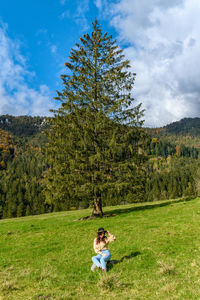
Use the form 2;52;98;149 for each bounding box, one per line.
0;198;200;299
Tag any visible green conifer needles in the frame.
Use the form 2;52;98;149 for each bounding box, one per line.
43;19;147;216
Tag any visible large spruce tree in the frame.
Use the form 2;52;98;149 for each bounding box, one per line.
43;19;147;216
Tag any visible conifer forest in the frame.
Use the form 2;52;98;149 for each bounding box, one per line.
0;114;199;219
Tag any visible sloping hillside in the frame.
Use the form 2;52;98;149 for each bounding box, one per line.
0;197;200;299
147;117;200;137
146;117;200;149
0;115;49;137
163;117;200;136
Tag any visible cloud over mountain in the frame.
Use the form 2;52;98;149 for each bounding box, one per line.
97;0;200;126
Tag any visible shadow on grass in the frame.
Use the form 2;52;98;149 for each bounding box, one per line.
107;251;141;271
103;197;194;218
76;197;195;221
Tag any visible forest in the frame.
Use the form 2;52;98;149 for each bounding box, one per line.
0;114;199;219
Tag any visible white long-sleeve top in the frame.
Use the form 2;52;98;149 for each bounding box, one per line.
93;232;116;255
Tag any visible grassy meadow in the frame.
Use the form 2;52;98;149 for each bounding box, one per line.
0;197;200;299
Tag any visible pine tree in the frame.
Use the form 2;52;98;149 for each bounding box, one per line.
43;19;147;216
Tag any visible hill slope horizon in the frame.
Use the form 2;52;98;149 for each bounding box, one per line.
0;197;200;299
1;114;200;137
146;117;200;136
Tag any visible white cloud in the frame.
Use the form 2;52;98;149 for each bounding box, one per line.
97;0;200;126
0;24;55;116
59;0;89;31
73;0;90;31
94;0;103;11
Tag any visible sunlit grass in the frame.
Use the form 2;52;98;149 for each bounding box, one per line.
0;197;200;299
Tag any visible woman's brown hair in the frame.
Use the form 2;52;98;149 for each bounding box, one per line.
96;232;107;244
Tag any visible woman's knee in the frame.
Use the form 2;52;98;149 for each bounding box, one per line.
102;252;111;261
100;255;109;262
105;255;111;262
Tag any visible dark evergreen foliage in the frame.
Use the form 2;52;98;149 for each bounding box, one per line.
145;157;197;201
0;114;199;219
43;20;147;216
0;149;51;219
148;138;199;159
146;117;200;137
163;118;200;136
0;115;49;137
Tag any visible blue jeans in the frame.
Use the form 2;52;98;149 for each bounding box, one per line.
92;250;111;270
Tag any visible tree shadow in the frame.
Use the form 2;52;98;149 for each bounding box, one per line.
77;197;194;221
103;197;194;218
107;251;141;271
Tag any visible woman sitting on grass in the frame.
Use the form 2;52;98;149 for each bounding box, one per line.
91;227;116;272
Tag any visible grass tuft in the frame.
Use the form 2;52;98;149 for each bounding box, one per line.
161;282;177;294
97;274;122;291
158;261;176;275
1;279;18;292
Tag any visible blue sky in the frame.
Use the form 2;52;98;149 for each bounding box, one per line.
0;0;200;126
0;0;109;89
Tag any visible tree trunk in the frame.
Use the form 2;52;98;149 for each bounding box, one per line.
92;197;103;217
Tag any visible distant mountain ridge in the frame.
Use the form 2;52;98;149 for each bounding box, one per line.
163;118;200;135
0;115;49;137
146;117;200;137
1;115;200;138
